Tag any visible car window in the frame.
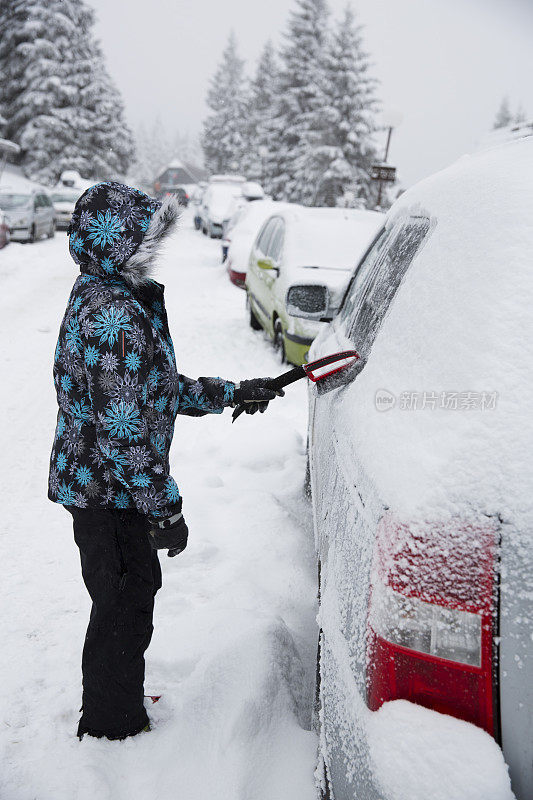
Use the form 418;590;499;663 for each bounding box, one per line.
344;216;431;358
256;218;276;257
42;194;52;207
267;219;284;264
339;227;388;327
34;195;41;209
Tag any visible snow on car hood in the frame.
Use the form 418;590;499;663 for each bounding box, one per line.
335;137;533;527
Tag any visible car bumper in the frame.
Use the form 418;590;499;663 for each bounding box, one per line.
9;227;31;241
283;331;315;366
209;222;223;237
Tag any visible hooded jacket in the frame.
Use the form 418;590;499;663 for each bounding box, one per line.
48;181;234;518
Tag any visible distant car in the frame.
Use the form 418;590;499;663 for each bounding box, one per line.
153;162;200;203
200;182;244;238
224;200;286;285
245;206;384;365
308;135;533;800
221;181;267;249
0;187;55;242
51;189;79;231
0;208;10;248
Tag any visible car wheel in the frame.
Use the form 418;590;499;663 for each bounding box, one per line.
273;319;286;363
247;294;262;331
28;225;36;243
194;217;201;230
202;225;207;235
48;222;55;239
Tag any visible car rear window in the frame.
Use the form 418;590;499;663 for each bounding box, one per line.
341;216;431;358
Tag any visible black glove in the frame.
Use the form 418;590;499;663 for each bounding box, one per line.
147;510;189;557
233;378;284;415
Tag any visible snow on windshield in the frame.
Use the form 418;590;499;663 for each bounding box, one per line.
287;210;383;271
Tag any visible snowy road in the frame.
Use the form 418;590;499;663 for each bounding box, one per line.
0;216;318;800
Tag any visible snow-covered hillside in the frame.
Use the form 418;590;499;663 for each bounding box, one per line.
0;215;318;800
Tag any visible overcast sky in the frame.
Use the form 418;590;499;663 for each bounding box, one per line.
89;0;532;189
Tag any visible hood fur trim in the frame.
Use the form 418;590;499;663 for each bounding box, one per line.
121;194;181;286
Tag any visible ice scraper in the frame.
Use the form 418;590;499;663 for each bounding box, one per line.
232;350;359;422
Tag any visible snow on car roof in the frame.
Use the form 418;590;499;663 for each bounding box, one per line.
336;136;533;525
284;207;384;271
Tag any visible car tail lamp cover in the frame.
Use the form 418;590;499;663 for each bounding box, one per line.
367;513;499;735
369;581;483;667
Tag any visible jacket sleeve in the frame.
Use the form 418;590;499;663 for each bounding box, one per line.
83;305;181;518
176;374;235;417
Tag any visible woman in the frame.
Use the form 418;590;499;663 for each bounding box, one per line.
48;182;280;740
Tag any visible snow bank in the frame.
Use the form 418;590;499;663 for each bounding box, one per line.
368;700;514;800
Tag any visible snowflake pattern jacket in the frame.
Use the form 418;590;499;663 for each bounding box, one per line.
48;182;235;518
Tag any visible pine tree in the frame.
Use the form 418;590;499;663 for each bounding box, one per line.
316;5;378;207
514;104;527;124
493;96;512;129
240;42;279;189
202;32;247;175
269;0;330;204
0;0;134;185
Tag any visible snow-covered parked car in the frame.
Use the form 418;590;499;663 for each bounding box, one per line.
221;181;267;255
245;206;384;365
0;207;10;248
200;181;244;238
51;188;79;231
224;200;286;284
0;186;55;242
308;135;533;799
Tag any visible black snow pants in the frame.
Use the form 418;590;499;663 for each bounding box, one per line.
68;507;162;740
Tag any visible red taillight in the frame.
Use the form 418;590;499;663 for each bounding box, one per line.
228;267;246;288
367;513;498;735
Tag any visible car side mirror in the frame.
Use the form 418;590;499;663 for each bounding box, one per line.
257;257;277;271
286;284;331;321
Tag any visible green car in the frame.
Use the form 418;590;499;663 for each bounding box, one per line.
245;206;384;365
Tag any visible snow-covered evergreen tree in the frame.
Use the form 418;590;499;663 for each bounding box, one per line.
202;32;247;175
0;0;134;185
269;0;330;204
316;5;378;207
240;42;279;188
493;96;512;129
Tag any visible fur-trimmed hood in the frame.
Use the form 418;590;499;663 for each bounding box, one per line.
67;181;180;285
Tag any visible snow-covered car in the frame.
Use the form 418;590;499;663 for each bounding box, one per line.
209;174;246;185
200;182;244;238
0;187;55;242
307;135;533;799
245;206;384;365
223;200;286;285
50;189;79;231
0;208;10;248
221;182;267;256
